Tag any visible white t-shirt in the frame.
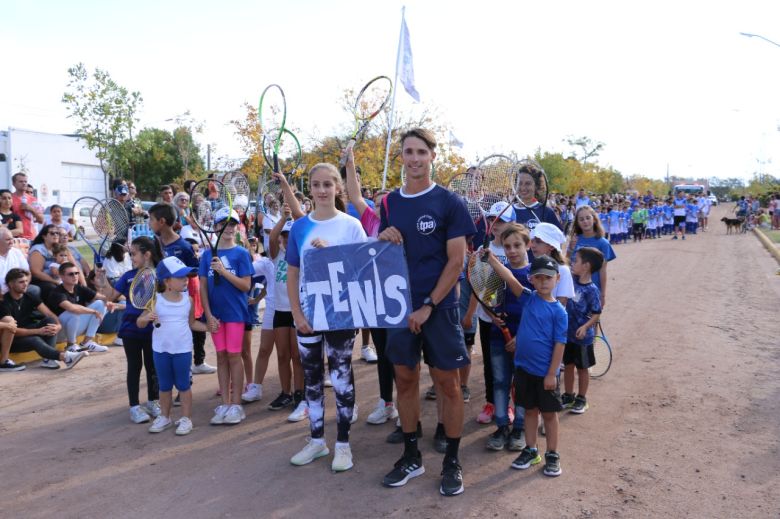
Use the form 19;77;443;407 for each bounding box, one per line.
552;264;575;300
273;250;291;311
0;248;30;294
286;212;368;292
103;255;133;281
477;241;507;322
152;294;193;354
252;256;275;310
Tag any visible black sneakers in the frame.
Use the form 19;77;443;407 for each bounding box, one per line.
561;392;575;409
439;458;464;496
543;451;562;477
267;392;293;411
386;422;423;444
383;453;425;487
570;396;589;414
0;359;25;372
511;446;541;470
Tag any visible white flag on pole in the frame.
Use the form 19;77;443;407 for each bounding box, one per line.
449;131;464;148
399;14;420;102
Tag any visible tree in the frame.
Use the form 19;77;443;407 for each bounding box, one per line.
170;111;204;179
62;63;142;196
117;128;203;198
565;135;605;163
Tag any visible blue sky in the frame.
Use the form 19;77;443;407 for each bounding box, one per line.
3;0;780;181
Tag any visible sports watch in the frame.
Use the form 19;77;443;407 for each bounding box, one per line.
422;296;436;310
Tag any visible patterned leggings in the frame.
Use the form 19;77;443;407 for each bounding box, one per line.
297;330;356;442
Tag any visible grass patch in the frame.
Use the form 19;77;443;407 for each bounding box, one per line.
76;244;95;265
761;229;780;244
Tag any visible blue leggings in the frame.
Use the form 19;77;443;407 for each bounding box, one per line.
153;351;192;392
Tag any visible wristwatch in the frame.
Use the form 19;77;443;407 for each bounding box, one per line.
422;296;436;310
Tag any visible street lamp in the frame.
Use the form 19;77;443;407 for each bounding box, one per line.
739;32;780;49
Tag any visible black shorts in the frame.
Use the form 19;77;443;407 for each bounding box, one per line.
563;342;595;369
386;307;470;371
674;215;686;226
632;223;644;233
273;310;295;329
514;366;562;413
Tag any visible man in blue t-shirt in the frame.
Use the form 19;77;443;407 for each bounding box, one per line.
378;128;476;497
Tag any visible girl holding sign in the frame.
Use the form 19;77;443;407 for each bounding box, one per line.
286;162;367;473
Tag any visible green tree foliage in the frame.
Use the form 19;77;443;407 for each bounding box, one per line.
117;127;203;198
62;63;142;195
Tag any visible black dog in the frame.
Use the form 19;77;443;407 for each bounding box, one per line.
721;216;743;235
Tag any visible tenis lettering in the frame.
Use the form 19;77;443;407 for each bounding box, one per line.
301;242;412;331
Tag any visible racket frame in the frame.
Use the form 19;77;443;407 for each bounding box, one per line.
188;178;234;284
465;252;515;345
590;321;612;378
129;267;160;328
259;83;287;173
71;196;109;268
350;75;393;142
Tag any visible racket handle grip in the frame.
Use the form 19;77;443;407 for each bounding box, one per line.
500;327;513;345
273;155;280;174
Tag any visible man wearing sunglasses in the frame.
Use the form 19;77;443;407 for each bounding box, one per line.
47;262;115;354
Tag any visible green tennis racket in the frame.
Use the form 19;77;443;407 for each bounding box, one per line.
258;84;287;174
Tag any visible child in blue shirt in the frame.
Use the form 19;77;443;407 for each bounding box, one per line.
510;255;568;477
561;247;603;414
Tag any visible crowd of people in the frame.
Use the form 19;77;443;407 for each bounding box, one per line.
5;129;772;497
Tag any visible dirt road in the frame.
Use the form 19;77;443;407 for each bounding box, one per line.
2;204;779;519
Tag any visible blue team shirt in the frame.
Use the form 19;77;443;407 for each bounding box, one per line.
380;184;475;309
490;264;532;344
571;235;616;292
608;210;620;227
514;292;568;376
513;202;562;232
198;246;252;323
162;236;198;267
566;280;602;346
114;268;153;340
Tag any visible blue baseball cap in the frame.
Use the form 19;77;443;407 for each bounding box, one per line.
157;256;197;280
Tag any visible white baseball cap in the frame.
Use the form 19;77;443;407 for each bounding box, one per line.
487;201;515;222
214;207;240;225
530;222;566;252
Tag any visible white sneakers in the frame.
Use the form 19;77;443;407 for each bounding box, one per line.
351;404;359;424
39;358;61;370
192;362;217;374
130;405;151;424
241;383;263;403
290;439;353;472
63;351;86;369
210;405;229;425
223;404;246;425
143;400;161;418
361;344;378;363
290;439;330;466
331;443;353;472
287;401;309;422
148;415;173;433
81;340;109;353
175;417;193;435
366;399;398;425
148;415;193;435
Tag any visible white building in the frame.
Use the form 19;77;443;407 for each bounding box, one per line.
0;127;106;209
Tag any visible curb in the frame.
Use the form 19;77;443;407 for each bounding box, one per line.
753;228;780;265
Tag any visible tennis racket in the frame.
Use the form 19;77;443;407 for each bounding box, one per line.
258;83;287;173
590;321;612;378
466;251;529;345
474;154;519;252
340;76;392;166
189;178;232;284
72;196;111;267
129;267;160;328
222;171;251;246
448;171;483;252
513;158;550;230
262;127;302;176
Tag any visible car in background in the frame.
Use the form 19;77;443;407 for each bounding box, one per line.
708;194;718;206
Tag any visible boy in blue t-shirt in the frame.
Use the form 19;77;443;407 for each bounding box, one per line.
510;255;567;477
561;247;603;415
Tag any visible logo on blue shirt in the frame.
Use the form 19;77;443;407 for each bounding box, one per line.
416;215;437;235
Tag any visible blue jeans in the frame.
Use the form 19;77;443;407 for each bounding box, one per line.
59;300;106;344
490;339;525;428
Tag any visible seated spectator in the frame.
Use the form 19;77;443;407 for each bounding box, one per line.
44;204;75;239
48;243;71;284
102;242;132;285
0;268;86;371
28;224;62;300
0;313;21;371
0;189;23;237
0;228;31;296
48;262;113;353
52;226;90;277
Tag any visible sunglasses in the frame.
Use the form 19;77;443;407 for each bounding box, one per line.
64;272;80;277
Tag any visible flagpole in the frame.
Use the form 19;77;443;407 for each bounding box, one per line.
381;6;405;190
